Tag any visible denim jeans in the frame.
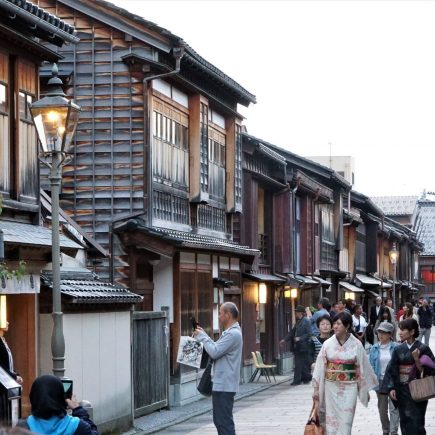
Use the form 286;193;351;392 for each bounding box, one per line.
418;327;431;345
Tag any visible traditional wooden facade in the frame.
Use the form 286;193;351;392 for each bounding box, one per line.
239;134;423;374
339;191;422;311
0;0;77;415
36;0;258;406
239;134;351;372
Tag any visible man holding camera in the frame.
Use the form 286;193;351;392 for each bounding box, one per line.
194;302;242;435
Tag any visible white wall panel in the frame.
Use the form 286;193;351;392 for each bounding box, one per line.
39;311;132;426
153;258;173;322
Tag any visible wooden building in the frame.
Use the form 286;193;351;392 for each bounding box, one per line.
239;134;351;372
36;0;258;407
0;0;78;415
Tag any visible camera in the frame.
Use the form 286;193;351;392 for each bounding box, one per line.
190;316;199;330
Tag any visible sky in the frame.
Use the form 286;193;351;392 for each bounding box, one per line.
109;0;435;198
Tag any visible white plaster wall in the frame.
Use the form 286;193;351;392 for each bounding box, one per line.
153;258;174;323
39;312;132;426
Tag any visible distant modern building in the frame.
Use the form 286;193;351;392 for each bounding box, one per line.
307;156;355;185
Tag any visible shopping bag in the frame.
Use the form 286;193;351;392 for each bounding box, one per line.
303;405;324;435
409;375;435;402
176;336;204;369
197;359;213;396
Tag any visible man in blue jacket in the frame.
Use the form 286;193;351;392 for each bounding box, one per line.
195;302;242;435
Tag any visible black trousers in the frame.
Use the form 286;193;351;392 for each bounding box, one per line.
398;384;428;435
212;391;236;435
293;351;311;384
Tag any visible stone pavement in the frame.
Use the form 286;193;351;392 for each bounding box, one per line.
127;327;435;434
124;375;292;434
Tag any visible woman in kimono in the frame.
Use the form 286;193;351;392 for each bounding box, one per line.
381;318;435;435
312;312;378;435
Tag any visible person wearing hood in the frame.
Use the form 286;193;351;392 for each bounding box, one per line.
17;375;98;435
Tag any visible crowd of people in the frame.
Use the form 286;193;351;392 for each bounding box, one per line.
283;295;435;435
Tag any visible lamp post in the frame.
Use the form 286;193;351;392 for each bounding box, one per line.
30;64;80;377
389;243;399;311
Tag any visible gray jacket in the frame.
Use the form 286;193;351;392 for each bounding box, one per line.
196;322;243;393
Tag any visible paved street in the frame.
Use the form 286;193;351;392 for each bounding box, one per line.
156;328;435;434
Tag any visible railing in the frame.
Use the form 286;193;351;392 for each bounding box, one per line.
153;190;189;225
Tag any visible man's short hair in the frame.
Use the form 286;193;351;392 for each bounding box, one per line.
376;296;382;302
319;297;329;308
221;302;239;319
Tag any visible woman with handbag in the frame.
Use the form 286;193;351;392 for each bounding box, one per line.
312;312;378;435
381;318;435;435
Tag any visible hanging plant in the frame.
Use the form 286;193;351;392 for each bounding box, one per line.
0;193;27;282
0;261;26;281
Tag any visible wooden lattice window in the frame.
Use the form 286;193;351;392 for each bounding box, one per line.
208;128;226;203
152;98;189;189
234;124;243;209
200;103;209;193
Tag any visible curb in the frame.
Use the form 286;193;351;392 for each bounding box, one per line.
131;376;292;434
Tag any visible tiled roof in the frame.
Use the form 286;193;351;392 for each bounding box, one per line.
41;271;142;304
414;201;435;255
150;227;259;257
61;0;255;104
117;219;259;258
371;196;418;216
0;220;82;250
1;0;78;44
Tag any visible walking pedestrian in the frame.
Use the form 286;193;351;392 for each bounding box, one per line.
374;306;397;341
381;318;435;435
280;305;312;385
352;304;368;346
312;312;377;435
369;296;383;327
417;298;432;345
310;315;333;370
368;321;399;435
307;298;330;336
194;302;242;435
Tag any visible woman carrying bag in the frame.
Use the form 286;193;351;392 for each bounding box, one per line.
381;318;435;435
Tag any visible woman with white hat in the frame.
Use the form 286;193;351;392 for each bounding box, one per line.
369;321;399;435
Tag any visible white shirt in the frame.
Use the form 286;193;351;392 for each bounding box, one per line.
379;344;391;377
352;314;368;333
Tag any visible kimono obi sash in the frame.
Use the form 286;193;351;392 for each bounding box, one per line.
399;364;414;384
325;359;357;382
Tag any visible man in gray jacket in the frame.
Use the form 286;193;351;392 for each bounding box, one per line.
194;302;242;435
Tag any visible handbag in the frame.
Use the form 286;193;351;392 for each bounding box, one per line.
409;371;435;402
303;404;324;435
197;359;213;396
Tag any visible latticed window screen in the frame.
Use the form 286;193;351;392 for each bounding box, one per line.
234;124;243;209
208;129;226;203
200;103;209;193
320;205;336;270
152;98;189;188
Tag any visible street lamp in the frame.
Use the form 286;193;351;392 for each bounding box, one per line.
30;64;80;377
389;243;399;311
